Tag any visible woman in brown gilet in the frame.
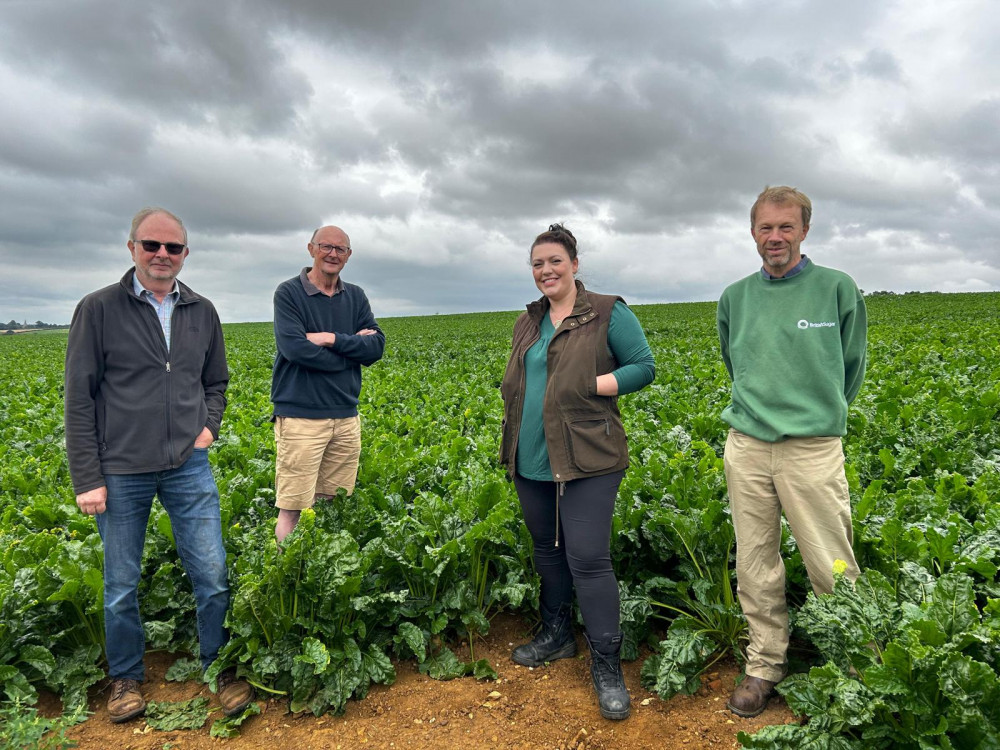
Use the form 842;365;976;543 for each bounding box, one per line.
499;224;655;720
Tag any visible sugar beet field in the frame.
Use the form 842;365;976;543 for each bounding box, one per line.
2;292;999;749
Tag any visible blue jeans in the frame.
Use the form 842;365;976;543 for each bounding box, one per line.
98;448;229;681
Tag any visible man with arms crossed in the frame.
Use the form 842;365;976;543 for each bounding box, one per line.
65;208;253;722
271;225;385;541
717;186;867;717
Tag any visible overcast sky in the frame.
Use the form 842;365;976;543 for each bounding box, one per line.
2;1;998;324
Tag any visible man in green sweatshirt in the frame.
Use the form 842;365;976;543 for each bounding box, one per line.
717;186;867;718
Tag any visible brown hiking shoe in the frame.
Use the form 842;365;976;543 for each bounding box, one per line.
217;667;255;716
727;675;777;718
107;678;146;723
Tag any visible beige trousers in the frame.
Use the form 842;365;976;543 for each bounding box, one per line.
723;428;860;682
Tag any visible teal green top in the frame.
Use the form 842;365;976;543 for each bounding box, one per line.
517;300;655;480
717;260;867;442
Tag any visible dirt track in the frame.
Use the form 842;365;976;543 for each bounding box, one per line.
47;613;796;750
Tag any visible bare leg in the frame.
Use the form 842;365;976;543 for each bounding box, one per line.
275;495;333;542
275;509;301;543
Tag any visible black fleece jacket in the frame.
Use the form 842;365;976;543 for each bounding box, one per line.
64;269;229;494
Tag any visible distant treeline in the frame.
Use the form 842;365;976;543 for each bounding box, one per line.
3;320;69;331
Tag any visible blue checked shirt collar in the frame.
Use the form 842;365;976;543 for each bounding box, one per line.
132;272;180;350
761;254;810;280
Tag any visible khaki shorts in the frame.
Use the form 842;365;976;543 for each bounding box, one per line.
274;415;361;510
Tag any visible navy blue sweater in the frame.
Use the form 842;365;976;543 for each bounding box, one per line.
271;269;385;418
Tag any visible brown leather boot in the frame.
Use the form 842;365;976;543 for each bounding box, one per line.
107;678;146;723
727;675;776;718
217;667;255;716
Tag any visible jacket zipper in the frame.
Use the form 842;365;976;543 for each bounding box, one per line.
130;280;192;469
164;302;179;466
136;299;174;467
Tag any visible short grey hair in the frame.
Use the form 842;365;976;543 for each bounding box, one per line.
309;225;351;246
129;207;188;245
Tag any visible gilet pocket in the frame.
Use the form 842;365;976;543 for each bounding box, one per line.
565;417;620;472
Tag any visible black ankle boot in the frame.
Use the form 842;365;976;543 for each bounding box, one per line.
511;604;577;667
586;632;630;720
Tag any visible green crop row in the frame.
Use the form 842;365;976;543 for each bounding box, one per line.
1;292;998;747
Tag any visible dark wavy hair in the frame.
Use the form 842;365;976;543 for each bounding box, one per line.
531;223;578;261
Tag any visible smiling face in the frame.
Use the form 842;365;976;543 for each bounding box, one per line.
309;226;352;279
751;201;809;277
128;212;188;287
531;242;579;303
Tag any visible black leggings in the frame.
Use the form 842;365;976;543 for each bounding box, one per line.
514;470;624;639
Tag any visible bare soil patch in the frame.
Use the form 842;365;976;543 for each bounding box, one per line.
49;613;795;749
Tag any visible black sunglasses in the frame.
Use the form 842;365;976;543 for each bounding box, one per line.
137;240;186;255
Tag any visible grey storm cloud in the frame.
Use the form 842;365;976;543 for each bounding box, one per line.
1;2;310;134
1;0;998;324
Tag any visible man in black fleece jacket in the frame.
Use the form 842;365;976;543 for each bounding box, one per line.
270;224;385;542
64;207;252;723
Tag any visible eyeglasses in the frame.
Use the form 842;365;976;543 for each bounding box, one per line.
313;243;351;257
137;240;186;256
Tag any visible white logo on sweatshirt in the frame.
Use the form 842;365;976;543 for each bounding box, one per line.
797;319;836;329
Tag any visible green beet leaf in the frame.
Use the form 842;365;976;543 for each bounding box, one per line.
144;697;209;731
210;700;261;738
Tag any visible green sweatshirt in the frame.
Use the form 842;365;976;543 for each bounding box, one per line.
717;260;867;442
